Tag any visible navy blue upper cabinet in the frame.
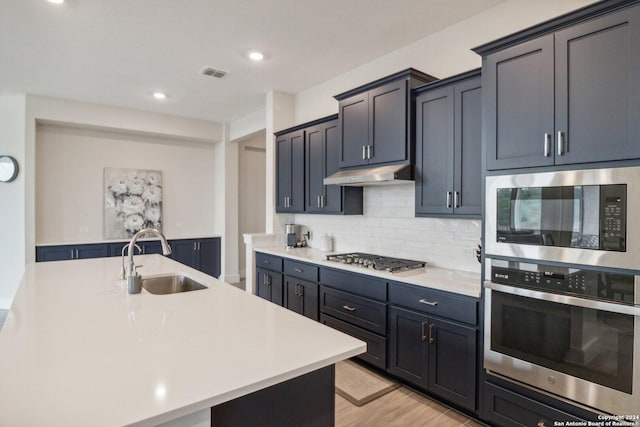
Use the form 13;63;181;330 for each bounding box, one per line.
476;2;640;170
335;69;437;169
305;117;363;215
276;130;305;213
414;70;481;218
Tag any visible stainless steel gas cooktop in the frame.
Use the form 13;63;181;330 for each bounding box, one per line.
325;252;426;273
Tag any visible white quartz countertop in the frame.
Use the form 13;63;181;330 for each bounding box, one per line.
256;247;481;298
0;255;365;426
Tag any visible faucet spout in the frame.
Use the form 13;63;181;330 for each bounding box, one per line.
126;228;172;293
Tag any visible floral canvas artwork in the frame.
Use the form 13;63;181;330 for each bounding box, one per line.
104;168;163;239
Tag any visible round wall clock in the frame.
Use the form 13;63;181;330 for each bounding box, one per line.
0;156;19;183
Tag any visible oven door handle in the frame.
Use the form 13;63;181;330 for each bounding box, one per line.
484;281;640;316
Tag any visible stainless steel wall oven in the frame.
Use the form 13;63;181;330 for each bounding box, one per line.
484;259;640;415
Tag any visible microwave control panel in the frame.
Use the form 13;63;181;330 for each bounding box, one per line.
600;184;626;251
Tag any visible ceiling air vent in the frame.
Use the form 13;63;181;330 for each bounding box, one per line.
200;67;228;78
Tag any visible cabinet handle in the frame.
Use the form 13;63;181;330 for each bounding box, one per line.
70;249;75;259
419;299;438;306
557;131;564;155
421;322;427;342
75;249;79;259
342;305;356;312
294;268;303;273
198;242;201;251
367;145;372;159
362;145;366;160
428;324;435;344
193;242;197;251
320;195;325;208
317;195;321;208
543;133;551;157
266;274;271;286
454;191;459;208
446;192;452;208
296;284;303;297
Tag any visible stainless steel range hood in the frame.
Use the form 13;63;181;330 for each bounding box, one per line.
323;164;413;186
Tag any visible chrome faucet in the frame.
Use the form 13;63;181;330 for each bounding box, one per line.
126;228;172;294
120;243;142;280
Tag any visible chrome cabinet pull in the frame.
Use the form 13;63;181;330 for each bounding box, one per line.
557;131;564;155
342;305;356;312
362;146;366;160
320;195;325;208
70;249;75;259
367;145;372;159
421;322;427;342
428;324;435;344
419;299;438;306
296;284;303;297
446;192;452;208
317;195;321;208
193;242;197;251
75;249;79;259
294;268;303;273
543;133;551;157
454;191;459;208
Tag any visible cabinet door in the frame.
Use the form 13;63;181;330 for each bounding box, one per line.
75;244;109;259
289;131;305;212
387;306;429;389
198;238;221;278
369;79;408;165
322;120;343;213
339;92;369;168
554;4;640;165
415;86;454;216
36;245;75;262
256;268;283;305
453;77;482;216
171;239;197;268
305;124;324;213
285;277;318;321
428;317;477;411
485;35;555;170
276;133;293;212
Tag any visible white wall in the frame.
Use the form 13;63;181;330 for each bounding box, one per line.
0;95;27;308
35;123;218;244
238;132;267;276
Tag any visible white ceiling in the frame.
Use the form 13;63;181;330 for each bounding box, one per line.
0;0;504;123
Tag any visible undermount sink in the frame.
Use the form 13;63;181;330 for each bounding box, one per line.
142;274;208;295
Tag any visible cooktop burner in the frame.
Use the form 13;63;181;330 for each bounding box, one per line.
325;252;426;273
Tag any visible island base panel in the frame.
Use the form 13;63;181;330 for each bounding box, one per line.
210;365;335;427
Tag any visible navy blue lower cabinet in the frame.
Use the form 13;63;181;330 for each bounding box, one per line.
256;267;283;306
36;243;109;262
284;276;319;321
387;305;477;411
170;238;221;278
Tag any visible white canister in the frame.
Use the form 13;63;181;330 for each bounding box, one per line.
319;234;333;252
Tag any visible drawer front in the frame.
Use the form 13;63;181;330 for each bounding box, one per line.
319;267;386;300
388;281;477;325
320;286;386;335
482;382;585;427
284;259;319;282
255;252;283;272
321;314;386;370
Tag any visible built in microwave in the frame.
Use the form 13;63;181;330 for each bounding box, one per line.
485;166;640;270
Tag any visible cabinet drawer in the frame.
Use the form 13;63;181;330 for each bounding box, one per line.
284;259;319;282
483;382;585;427
320;286;386;335
320;267;386;300
388;281;477;325
321;314;386;370
255;252;283;272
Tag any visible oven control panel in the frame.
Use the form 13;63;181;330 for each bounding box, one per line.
491;260;635;304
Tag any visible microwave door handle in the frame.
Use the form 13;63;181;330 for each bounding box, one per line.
485;281;640;316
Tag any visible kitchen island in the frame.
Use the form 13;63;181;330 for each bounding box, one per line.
0;255;365;426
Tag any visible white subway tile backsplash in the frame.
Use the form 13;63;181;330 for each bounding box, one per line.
291;183;481;273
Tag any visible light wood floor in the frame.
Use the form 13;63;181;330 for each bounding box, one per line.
336;386;485;427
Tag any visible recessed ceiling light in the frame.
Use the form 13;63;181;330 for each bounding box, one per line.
248;51;264;61
47;0;64;4
153;92;166;100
